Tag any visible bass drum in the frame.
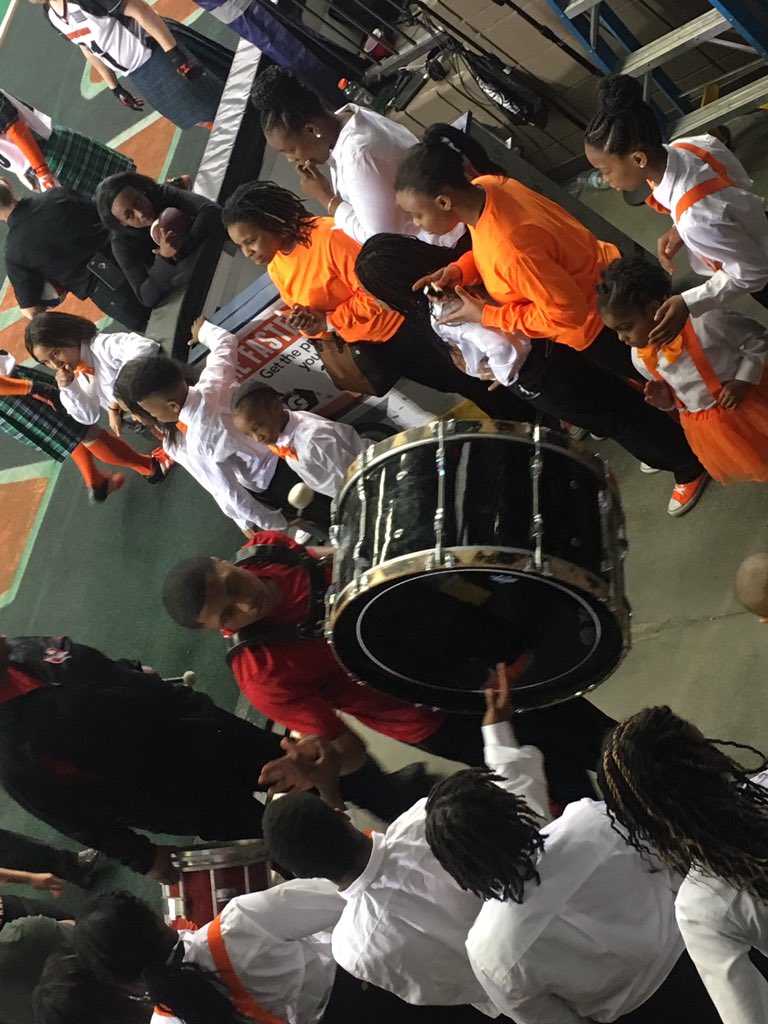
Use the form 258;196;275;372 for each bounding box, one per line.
161;841;269;930
327;420;630;713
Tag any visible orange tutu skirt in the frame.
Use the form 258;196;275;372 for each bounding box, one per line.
682;372;768;484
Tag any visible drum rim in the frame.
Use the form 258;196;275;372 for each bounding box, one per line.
335;419;608;507
172;840;268;870
328;546;631;635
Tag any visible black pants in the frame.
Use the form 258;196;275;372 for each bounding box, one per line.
580;325;646;383
618;951;722;1023
323;964;491;1024
418;700;616;807
518;340;705;484
88;277;151;333
256;458;332;528
375;318;541;423
0;828;82;885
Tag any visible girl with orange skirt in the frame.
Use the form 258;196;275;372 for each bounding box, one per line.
598;257;768;484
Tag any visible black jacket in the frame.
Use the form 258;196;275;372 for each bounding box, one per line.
5;190;110;308
110;182;224;308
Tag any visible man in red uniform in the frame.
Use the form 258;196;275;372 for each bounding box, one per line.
163;532;615;806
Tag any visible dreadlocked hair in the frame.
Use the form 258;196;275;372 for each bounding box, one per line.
251;65;326;136
599;706;768;898
394;123;503;197
221;181;316;247
75;892;245;1024
355;233;456;316
596;256;671;316
584;74;663;155
425;767;545;902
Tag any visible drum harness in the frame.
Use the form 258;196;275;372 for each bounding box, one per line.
224;544;329;665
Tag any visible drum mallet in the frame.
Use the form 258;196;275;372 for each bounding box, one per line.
164;671;198;687
288;482;316;514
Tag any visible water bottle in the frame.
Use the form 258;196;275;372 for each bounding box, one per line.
567;169;612;196
338;78;376;108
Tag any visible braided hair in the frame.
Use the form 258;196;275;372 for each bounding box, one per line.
599;706;768;897
251;66;326;136
596;256;672;315
355;232;456;316
221;181;316;248
584;74;664;156
394;123;503;197
75;892;246;1024
424;767;545;902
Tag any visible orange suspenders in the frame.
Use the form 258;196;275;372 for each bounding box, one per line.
638;321;723;407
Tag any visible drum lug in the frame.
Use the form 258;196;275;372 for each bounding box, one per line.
329;524;340;547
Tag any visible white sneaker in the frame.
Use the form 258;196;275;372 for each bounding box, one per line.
640;462;661;474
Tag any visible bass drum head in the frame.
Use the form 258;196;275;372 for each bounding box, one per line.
331;565;627;712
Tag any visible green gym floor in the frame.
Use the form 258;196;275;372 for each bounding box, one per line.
2;0;768;917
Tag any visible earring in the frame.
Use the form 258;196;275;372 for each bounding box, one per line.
314;131;322;139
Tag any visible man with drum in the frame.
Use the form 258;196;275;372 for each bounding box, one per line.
162;530;616;808
0;633;339;883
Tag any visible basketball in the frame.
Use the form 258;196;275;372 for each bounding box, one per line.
150;206;192;245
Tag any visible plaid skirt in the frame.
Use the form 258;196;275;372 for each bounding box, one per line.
42;127;135;198
128;24;228;130
0;367;87;461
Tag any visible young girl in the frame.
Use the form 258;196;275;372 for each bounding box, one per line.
585;74;768;345
231;380;366;498
250;66;466;250
598;256;768;485
221;179;536;423
25;312;169;484
0;347;131;503
357;232;709;516
34;0;227;131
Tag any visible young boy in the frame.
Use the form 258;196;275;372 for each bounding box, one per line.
162;531;616;809
124;320;292;534
231;379;367;497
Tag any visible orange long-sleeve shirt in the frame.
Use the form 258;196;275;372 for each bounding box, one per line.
454;176;620;350
268;217;403;343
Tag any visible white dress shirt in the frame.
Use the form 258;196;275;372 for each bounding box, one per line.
631;306;768;412
326;104;465;249
675;769;768;1024
331;721;550;1013
176;321;285;531
467;799;683;1024
58;331;159;425
652;134;768;316
432;316;532;387
149;878;345;1024
273;409;367;497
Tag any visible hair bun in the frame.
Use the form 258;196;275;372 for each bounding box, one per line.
252;66;300;110
597;74;644;113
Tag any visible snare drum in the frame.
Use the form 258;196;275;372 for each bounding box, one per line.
327;420;630;713
161;841;269;929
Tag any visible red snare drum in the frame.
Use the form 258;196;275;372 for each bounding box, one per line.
162;841;270;930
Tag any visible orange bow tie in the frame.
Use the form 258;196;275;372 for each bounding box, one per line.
74;361;95;376
637;331;686;371
268;443;298;461
176;421;188;434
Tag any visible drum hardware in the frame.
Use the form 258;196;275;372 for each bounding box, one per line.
328;420;632;713
162;841;270;930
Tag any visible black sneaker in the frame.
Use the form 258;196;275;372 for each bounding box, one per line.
88;473;125;504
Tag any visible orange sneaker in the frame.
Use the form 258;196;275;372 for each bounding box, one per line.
89;472;125;504
667;472;708;517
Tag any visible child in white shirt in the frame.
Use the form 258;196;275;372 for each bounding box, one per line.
24;310;170;486
585;74;768;345
118;319;288;535
231;380;367;498
599;256;768;485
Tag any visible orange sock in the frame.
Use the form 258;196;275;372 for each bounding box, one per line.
86;430;155;477
70;443;108;489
